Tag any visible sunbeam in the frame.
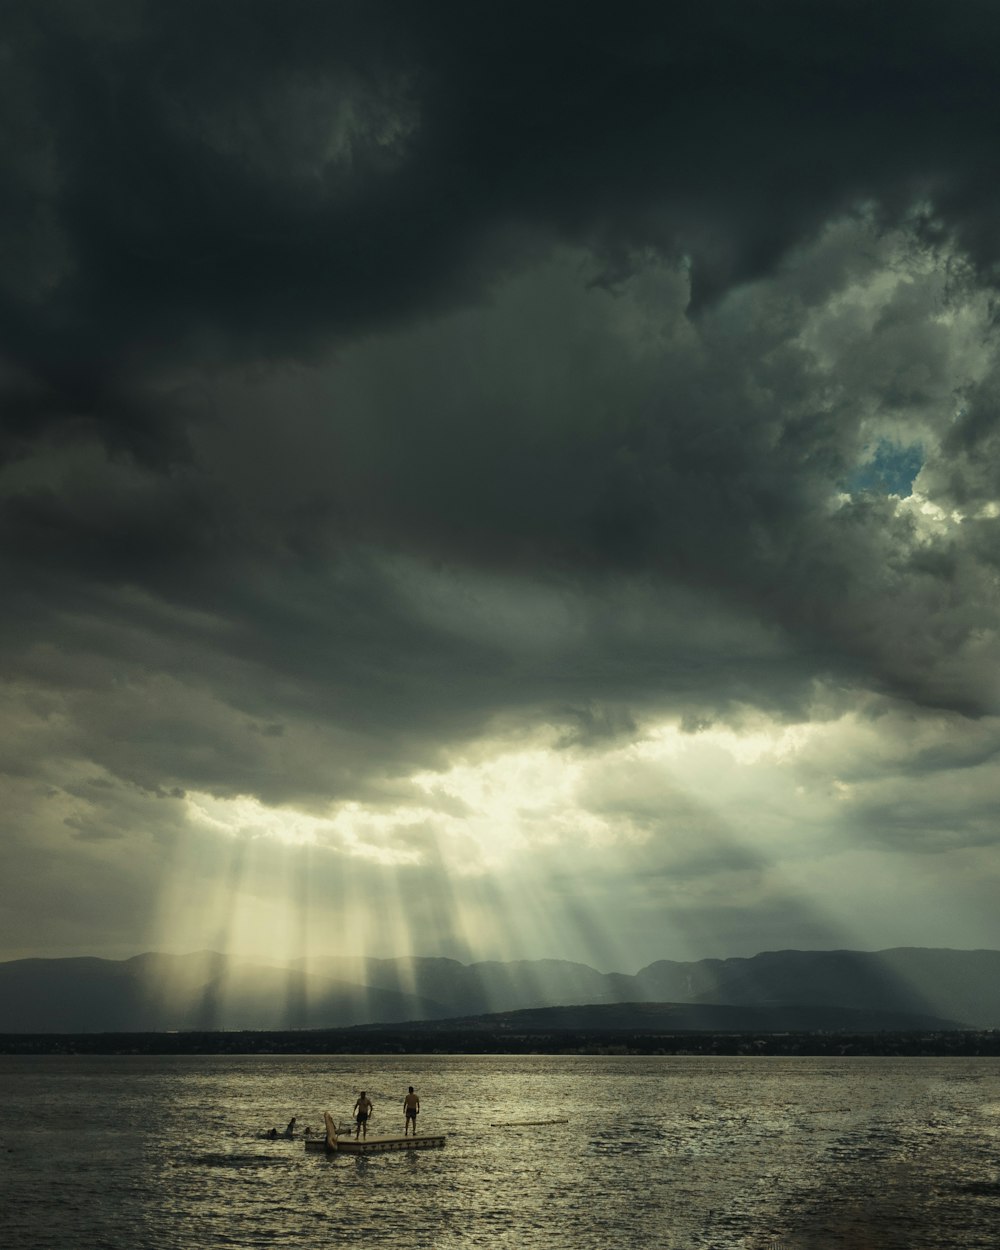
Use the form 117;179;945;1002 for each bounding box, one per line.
121;688;1000;1031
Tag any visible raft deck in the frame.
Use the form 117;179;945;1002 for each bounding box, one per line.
306;1112;445;1156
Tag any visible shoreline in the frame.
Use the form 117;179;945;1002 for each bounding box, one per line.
2;1027;998;1058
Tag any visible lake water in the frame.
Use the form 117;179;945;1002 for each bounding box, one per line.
2;1054;999;1249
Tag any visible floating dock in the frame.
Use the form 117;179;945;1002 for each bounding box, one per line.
306;1112;446;1156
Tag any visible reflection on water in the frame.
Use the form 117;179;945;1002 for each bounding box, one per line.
2;1054;999;1249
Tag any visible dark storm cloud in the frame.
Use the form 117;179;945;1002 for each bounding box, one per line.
1;225;995;822
3;2;998;570
6;1;1000;417
4;0;1000;969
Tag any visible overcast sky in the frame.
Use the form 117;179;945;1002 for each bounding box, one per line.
2;1;1000;972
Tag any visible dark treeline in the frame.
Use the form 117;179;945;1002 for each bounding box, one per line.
3;1030;998;1058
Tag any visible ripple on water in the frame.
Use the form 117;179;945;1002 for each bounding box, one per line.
187;1152;295;1169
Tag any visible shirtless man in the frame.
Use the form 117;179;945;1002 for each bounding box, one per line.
402;1086;420;1135
353;1091;374;1139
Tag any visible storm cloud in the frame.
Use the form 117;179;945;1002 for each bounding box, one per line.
2;1;999;967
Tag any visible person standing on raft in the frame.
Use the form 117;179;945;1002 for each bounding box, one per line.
353;1091;374;1139
403;1086;420;1136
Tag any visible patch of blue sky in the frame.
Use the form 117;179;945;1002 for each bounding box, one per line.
845;438;924;498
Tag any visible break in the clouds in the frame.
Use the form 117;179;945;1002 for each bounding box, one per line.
2;1;1000;970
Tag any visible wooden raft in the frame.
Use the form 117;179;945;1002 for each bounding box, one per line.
305;1112;446;1156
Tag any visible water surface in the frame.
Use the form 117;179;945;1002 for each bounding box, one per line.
2;1054;998;1248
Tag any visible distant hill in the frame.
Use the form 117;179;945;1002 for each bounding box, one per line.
289;955;617;1017
293;947;1000;1027
0;952;441;1032
630;948;1000;1028
359;999;968;1034
2;945;997;1032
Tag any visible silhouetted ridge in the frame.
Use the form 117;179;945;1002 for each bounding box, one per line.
1;946;997;1032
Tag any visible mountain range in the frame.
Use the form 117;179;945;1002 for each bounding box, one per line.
1;946;997;1033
